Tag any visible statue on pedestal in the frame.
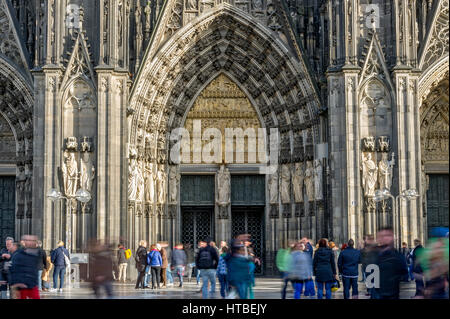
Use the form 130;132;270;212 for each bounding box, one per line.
361;153;378;197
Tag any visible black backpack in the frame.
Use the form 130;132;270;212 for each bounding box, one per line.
197;249;213;269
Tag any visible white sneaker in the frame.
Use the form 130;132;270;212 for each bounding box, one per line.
167;283;174;287
49;288;57;292
58;288;63;293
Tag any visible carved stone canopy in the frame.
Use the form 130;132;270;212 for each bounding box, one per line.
65;137;78;151
362;136;376;152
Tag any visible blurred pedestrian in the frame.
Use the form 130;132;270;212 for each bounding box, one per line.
374;228;408;299
148;244;163;289
171;243;187;287
338;239;361;299
276;241;294;299
313;238;337;299
288;242;313;299
0;236;14;299
361;234;378;297
159;243;169;288
194;241;206;289
41;255;53;291
244;239;259;299
301;237;316;297
220;241;228;250
134;240;147;289
411;239;425;298
90;241;114;299
36;240;48;292
217;246;229;298
184;243;195;283
400;242;411;282
9;235;40;299
226;240;252;299
50;240;70;292
117;244;128;283
211;241;220;257
196;237;219;299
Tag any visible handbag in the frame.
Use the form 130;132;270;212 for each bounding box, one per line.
63;251;71;267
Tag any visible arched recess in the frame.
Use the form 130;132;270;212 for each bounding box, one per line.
0;56;34;236
129;5;322;163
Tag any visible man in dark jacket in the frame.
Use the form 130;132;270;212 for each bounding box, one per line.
411;239;425;297
171;243;187;287
117;244;128;283
135;240;147;289
313;239;337;299
36;240;48;291
338;239;361;299
90;241;115;298
196;237;219;299
375;228;408;299
50;241;70;292
0;237;14;299
361;234;378;297
9;235;40;299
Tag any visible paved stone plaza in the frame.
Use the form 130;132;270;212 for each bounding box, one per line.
39;278;416;299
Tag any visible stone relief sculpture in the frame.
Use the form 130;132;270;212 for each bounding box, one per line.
62;151;79;197
314;159;323;201
157;165;167;204
361;153;378;197
216;165;231;205
136;161;145;202
144;162;156;203
80;151;95;192
186;0;198;10
128;156;138;201
304;160;314;202
280;164;291;204
362;136;376;152
169;165;180;204
378;152;395;191
292;162;304;203
268;170;278;204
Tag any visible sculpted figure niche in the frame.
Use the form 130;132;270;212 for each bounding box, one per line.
304;161;315;202
268;170;278;204
292;162;304;203
62;151;79;197
128;155;138;201
216;165;231;205
361;153;378;197
136;161;145;202
280;165;291;204
378;152;395;191
144;162;156;203
157;165;167;204
314;159;323;201
169;165;180;204
80;151;95;192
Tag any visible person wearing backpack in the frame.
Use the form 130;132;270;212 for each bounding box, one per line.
135;240;147;289
50;240;70;293
196;237;219;299
117;244;128;283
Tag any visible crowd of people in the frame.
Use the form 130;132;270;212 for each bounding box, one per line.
277;227;449;299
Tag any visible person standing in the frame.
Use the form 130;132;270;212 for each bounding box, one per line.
184;243;195;283
216;246;229;298
148;244;163;289
400;242;411;282
0;237;14;299
134;240;148;289
288;242;313;299
171;243;187;287
117;244;128;283
361;234;378;298
301;237;316;297
159;244;169;288
375;228;408;299
313;238;337;299
411;239;425;298
196;237;219;299
338;239;361;299
9;235;40;299
36;240;48;292
50;241;70;292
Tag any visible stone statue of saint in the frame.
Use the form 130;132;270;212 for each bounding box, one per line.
157;165;167;204
186;0;197;10
217;165;231;205
144;1;152;31
135;2;143;36
169;165;180;204
136;161;145;202
128;157;138;201
280;165;291;204
378;152;395;191
144;162;155;203
268;170;278;204
304;161;314;202
314;159;323;201
62;151;78;197
361;153;378;197
292;162;304;203
80;152;95;192
16;167;26;205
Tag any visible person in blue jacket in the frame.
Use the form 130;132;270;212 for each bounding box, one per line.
147;244;163;289
338;239;361;299
50;241;70;292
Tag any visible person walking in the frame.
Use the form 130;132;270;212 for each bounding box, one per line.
361;234;378;298
374;228;408;299
90;241;115;298
36;240;48;291
313;238;337;299
338;239;361;299
117;244;128;283
411;239;425;298
288;242;313;299
9;235;41;299
148;244;163;289
196;237;219;299
0;237;14;299
276;242;294;299
226;240;252;299
50;241;70;292
135;240;148;289
159;244;169;288
217;246;229;298
171;243;187;287
301;237;316;297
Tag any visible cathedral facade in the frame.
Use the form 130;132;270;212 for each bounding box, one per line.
0;0;448;274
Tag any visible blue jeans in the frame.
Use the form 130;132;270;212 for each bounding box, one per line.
175;266;184;285
218;274;228;298
234;282;248;299
37;270;43;290
343;277;358;299
144;266;151;287
316;281;332;299
280;272;295;299
304;279;316;296
195;267;201;284
167;264;173;284
53;266;66;289
293;281;305;299
200;269;216;299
